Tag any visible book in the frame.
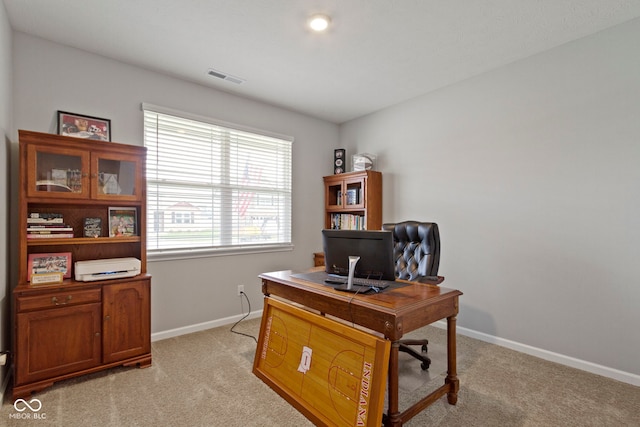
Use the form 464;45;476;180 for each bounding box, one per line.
27;226;74;232
27;233;74;239
27;229;74;234
29;213;63;219
28;213;64;225
27;217;65;224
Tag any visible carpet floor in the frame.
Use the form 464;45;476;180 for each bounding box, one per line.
1;317;639;426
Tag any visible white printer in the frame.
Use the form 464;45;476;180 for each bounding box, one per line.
75;257;141;282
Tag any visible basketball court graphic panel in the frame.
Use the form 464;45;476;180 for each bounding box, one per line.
254;298;390;427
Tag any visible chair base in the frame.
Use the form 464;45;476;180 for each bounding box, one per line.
399;339;430;370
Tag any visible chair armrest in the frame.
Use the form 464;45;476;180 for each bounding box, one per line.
416;275;445;285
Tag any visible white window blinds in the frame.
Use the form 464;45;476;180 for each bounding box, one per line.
142;104;293;256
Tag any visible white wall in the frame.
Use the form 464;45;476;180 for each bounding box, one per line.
341;19;640;380
11;32;337;335
0;0;13;402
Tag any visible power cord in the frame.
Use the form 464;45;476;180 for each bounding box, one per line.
230;290;258;343
347;286;364;327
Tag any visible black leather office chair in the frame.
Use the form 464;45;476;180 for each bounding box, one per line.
382;221;444;370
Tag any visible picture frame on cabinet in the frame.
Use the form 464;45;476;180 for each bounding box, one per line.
83;217;102;238
57;110;111;141
108;207;137;237
27;252;72;282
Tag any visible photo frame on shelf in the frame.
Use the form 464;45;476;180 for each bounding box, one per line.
108;207;137;237
31;272;64;286
27;252;72;282
83;217;102;238
57;110;111;141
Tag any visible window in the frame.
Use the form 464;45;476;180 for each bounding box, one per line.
143;104;293;258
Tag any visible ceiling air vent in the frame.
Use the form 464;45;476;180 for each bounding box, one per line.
207;69;245;85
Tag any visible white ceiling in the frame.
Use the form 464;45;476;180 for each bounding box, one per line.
5;0;640;124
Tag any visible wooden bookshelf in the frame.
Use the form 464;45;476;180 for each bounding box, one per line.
323;170;382;231
13;130;151;399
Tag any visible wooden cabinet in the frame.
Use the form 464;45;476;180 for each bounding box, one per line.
323;170;382;230
15;292;102;386
102;280;151;364
13;130;151;399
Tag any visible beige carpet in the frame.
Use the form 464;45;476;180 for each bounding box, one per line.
1;317;639;426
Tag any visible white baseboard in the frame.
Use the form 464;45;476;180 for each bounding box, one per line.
432;320;640;387
151;312;639;388
151;310;263;342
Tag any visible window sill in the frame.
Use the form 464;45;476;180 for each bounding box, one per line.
148;243;294;262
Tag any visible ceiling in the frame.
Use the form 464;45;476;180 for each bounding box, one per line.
5;0;640;124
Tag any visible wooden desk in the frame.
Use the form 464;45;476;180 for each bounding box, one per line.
259;270;462;427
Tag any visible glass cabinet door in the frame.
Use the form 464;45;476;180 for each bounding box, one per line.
92;153;142;201
325;182;343;209
26;146;90;198
343;177;365;209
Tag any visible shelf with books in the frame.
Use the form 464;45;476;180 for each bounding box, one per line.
329;213;366;230
323;170;382;231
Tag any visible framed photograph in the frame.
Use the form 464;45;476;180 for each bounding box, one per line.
57;110;111;141
109;207;137;237
83;217;102;238
28;252;72;282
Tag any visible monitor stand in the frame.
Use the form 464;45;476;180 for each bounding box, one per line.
346;255;360;290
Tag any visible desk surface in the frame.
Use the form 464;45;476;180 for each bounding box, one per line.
260;269;462;341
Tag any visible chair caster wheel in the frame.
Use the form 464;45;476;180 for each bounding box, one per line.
421;361;430;370
421;344;428;353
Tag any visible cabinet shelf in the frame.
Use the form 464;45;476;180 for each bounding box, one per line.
15;273;152;294
325;206;367;213
27;236;141;246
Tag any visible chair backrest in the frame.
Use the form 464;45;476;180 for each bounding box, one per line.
382;221;441;282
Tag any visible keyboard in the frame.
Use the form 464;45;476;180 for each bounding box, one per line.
324;275;391;293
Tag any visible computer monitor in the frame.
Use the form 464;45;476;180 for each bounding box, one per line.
322;229;396;281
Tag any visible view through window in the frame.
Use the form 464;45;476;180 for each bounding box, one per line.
143;104;293;255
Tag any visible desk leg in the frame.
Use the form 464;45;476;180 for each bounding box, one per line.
385;341;401;427
446;315;460;404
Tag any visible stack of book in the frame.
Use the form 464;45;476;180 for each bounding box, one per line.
27;213;74;239
330;213;365;230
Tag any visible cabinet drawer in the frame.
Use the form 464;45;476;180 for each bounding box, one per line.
17;288;101;312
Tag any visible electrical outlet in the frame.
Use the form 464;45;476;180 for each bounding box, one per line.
237;285;244;296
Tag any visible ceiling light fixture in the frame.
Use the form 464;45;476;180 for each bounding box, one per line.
308;14;331;32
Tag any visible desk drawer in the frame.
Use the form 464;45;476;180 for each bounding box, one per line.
17;288;101;312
